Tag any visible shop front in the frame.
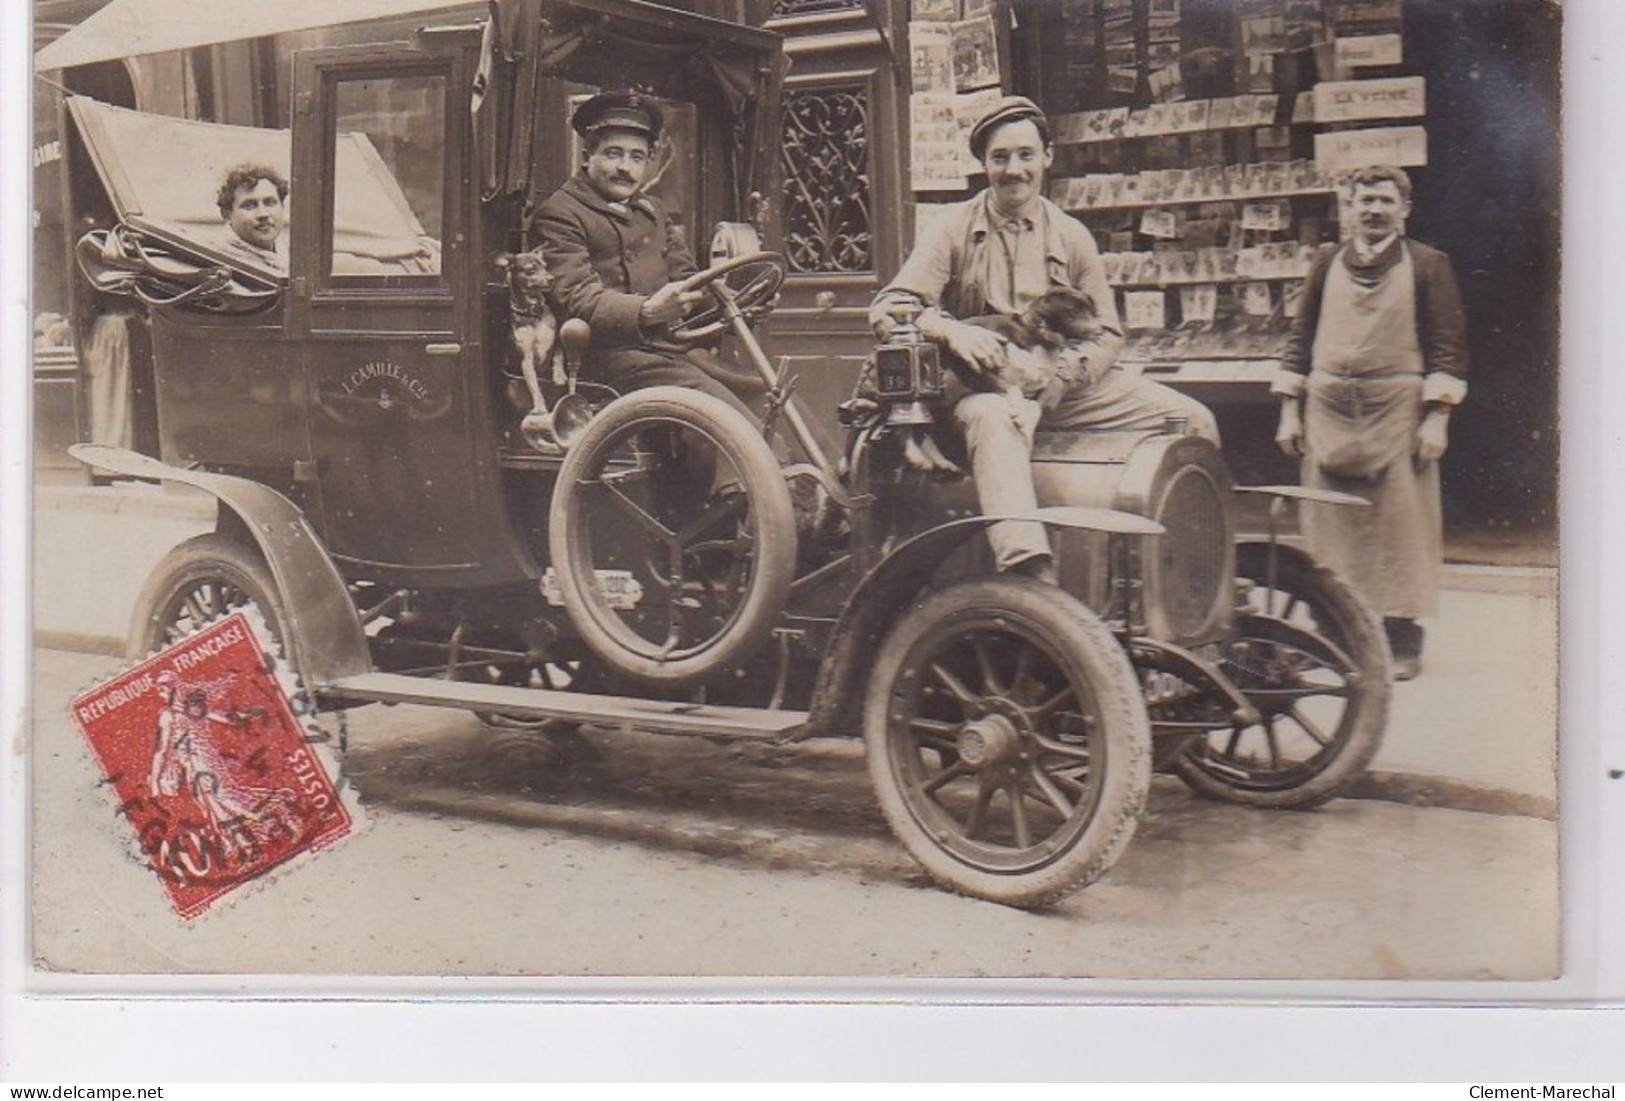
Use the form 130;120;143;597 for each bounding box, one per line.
870;0;1558;548
32;0;1560;551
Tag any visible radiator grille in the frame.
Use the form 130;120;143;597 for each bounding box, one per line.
1153;466;1229;638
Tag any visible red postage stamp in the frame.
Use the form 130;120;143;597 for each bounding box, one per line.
69;612;355;921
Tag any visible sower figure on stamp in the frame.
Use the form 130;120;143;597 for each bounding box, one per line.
535;91;761;420
869;96;1217;585
149;671;300;868
1274;165;1469;681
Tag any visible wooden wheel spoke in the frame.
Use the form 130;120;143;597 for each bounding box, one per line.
1264;716;1283;769
921;758;971;796
183;592;212;625
1047;766;1091;796
907;717;961;755
963;779;994;840
1285;706;1334;748
1268;593;1302;620
1010;643;1036;703
1028;763;1077;819
1006;781;1033;849
1030;730;1094;763
927;661;980;705
972;635;1005;696
1033;684;1078;720
1269;681;1351;703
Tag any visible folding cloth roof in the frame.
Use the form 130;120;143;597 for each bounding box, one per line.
71;96;435;281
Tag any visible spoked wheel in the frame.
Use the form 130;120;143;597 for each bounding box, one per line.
129;533;292;669
865;577;1151;908
548;386;797;686
1174;543;1390;809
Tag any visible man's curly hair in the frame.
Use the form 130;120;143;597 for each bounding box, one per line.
216;163;289;220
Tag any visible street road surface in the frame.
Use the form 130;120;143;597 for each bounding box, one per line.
29;647;1557;982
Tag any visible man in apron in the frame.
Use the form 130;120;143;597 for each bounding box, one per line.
1273;165;1469;680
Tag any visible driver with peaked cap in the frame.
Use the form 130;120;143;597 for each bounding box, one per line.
536;90;760;417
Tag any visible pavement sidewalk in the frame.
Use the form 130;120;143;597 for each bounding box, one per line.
29;481;1560;817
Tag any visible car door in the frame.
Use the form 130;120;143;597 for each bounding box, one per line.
288;37;529;586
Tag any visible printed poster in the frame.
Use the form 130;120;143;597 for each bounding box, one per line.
909;22;955;93
951;14;1001;92
909;92;967;191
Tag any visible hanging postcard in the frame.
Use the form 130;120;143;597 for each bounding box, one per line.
1124;290;1168;329
1240;280;1274;316
911;0;960;20
910;22;956;93
1141;209;1181;239
1181;284;1218;325
910;93;968;191
951;14;1001;92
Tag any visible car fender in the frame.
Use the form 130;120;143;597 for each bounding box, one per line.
803;506;1162;740
69;444;371;689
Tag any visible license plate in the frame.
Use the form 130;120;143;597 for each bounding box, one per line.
541;567;643;609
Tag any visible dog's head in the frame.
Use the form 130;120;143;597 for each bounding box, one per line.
1018;288;1099;350
495;249;553;296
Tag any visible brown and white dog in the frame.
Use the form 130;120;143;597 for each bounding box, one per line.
495;249;565;423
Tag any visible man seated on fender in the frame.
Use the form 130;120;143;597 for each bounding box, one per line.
536;91;760;420
869;96;1218;585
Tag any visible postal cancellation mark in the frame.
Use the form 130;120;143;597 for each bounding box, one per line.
69;613;353;921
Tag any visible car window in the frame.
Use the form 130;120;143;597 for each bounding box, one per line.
329;74;446;279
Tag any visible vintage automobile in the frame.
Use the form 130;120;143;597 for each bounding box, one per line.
57;0;1389;907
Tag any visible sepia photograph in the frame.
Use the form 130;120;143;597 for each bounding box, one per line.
14;0;1588;1007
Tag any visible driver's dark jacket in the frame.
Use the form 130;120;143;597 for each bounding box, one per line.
535;173;696;350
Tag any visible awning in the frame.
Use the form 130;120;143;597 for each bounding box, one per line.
34;0;478;72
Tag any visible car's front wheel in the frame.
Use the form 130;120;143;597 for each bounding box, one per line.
865;576;1152;908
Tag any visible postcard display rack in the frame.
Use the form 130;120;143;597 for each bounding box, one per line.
941;0;1420;411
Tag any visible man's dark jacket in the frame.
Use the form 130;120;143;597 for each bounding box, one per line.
535;173;695;351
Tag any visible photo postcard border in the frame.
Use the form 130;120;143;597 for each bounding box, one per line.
2;0;1621;1078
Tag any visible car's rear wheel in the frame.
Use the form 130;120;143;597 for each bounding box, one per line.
1173;543;1390;808
865;577;1152;908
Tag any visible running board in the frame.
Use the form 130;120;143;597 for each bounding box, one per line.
321;672;809;741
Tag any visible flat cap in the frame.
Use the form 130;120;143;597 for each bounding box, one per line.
571;91;663;142
968;95;1046;160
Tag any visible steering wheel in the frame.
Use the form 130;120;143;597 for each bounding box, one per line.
665;251;786;344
